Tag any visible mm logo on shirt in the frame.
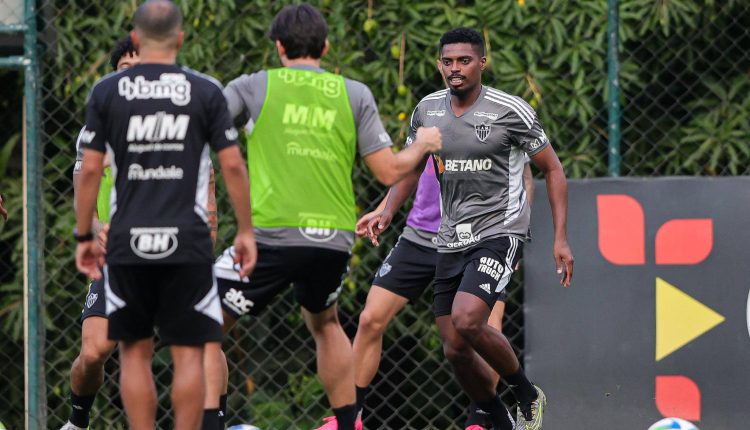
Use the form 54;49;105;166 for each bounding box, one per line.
282;103;337;131
118;74;191;105
130;227;179;259
127;112;190;142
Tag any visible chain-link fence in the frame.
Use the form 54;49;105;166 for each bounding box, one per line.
1;0;749;429
619;0;750;176
1;0;30;428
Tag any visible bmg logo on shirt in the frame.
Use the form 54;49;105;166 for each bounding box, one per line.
118;74;191;106
130;227;179;259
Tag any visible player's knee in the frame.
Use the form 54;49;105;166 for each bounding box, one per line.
305;308;341;337
358;309;388;336
79;343;110;368
451;311;483;341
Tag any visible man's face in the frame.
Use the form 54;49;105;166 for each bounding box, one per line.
438;43;485;97
117;52;140;71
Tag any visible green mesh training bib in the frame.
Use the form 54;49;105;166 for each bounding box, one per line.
97;166;113;223
246;68;358;232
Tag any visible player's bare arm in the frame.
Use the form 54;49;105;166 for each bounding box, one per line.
207;165;218;247
366;168;422;246
530;145;573;287
217;145;256;277
355;189;390;237
74;148;105;280
73;155;107;240
363;126;441;186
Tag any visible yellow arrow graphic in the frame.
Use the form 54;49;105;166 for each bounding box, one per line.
656;277;725;361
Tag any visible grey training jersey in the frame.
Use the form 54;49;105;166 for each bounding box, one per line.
409;86;549;252
223;65;392;252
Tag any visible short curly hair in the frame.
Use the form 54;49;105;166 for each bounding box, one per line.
439;28;485;56
109;35;138;71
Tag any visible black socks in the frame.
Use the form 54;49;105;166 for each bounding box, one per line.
201;409;221;430
503;367;537;406
332;403;358;430
465;401;491;427
202;394;228;430
355;385;368;415
476;395;514;430
69;392;96;428
219;394;227;428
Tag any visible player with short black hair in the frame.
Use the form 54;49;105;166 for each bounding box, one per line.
351;154;533;430
268;3;327;59
205;4;441;430
108;36;138;71
439;27;486;56
74;1;256;429
414;27;574;430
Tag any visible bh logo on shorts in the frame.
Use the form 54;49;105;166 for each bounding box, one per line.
130;227;179;260
223;288;254;316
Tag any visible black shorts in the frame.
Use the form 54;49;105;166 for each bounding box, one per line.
433;237;523;317
214;244;350;318
105;263;223;345
372;236;437;302
81;277;107;322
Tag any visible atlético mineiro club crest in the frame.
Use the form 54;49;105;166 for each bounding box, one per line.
86;292;98;309
475;123;491;142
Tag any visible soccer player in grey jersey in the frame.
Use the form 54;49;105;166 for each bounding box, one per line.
208;5;441;430
416;28;574;430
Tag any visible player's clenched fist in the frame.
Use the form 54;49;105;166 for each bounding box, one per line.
415;126;442;153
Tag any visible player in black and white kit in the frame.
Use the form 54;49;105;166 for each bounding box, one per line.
413;29;574;430
61;35;140;430
74;2;256;429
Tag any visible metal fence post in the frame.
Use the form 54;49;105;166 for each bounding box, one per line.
22;0;43;428
607;0;621;177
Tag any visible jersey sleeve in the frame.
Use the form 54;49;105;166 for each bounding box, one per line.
223;72;266;126
405;104;423;147
505;99;550;156
81;87;108;153
207;86;239;152
73;126;87;174
223;74;251;121
347;80;392;157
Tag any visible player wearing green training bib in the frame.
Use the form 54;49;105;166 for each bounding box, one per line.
207;5;442;430
246;67;357;233
96;167;113;223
